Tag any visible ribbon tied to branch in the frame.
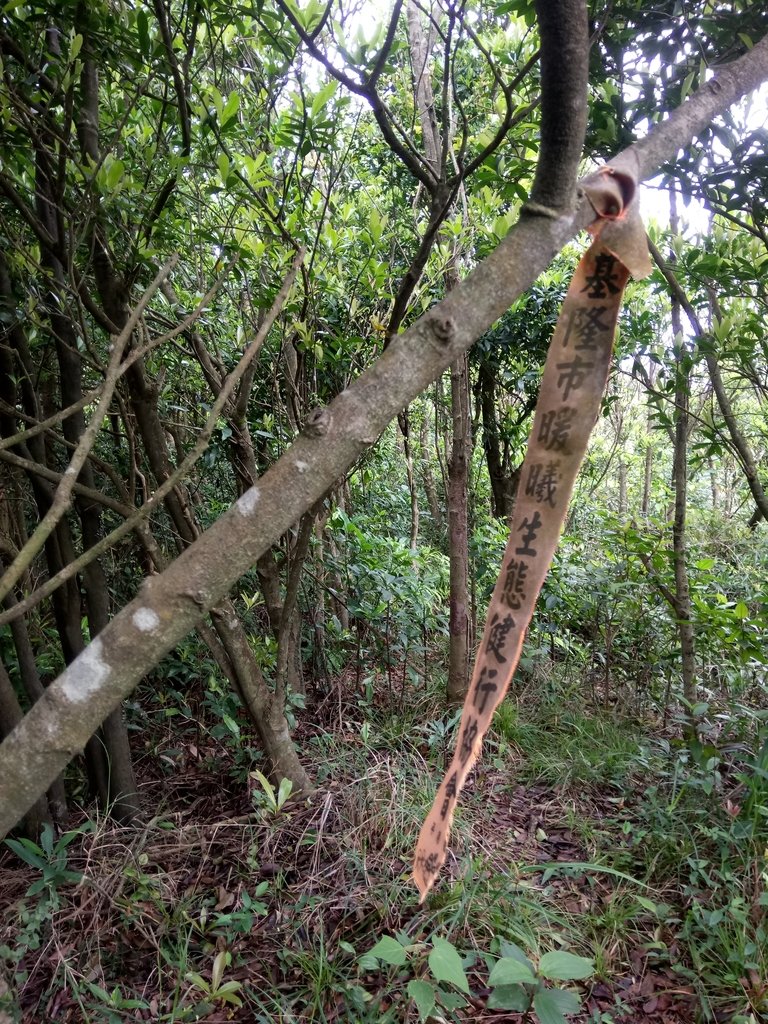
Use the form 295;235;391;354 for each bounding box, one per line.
413;166;652;900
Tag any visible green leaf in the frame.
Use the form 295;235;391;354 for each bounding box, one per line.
277;777;293;808
311;80;338;117
489;957;536;986
136;10;150;57
216;980;242;995
40;822;55;856
209;85;223;119
85;981;112;1002
487;983;529;1011
105;159;125;190
635;895;661;915
368;935;407;966
70;33;83;61
499;940;535;968
438;990;467;1010
407;979;436;1021
533;986;581;1024
217;153;230;186
222;713;240;736
428;937;469;993
734;601;749;619
539;951;594;981
211;950;227;991
221;91;240;128
5;838;45;870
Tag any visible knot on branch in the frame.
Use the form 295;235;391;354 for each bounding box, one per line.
430;316;456;345
303;407;331;438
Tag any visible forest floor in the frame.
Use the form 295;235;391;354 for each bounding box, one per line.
1;668;766;1024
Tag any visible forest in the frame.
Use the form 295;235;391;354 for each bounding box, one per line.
1;0;768;1021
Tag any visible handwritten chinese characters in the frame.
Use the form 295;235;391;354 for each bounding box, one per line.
501;558;528;610
515;511;542;557
583;252;621;298
525;460;560;507
413;234;639;902
538;407;576;452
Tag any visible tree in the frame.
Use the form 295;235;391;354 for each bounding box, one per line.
1;0;768;839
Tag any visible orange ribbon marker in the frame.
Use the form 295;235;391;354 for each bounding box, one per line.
413;168;651;901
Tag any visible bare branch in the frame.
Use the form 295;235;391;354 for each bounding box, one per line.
0;251;303;628
0;257;178;604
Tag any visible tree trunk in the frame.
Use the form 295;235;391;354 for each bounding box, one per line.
3;592;68;821
209;606;311;791
32;55;138;818
708;456;720;511
311;511;328;683
400;411;420;551
640;361;656;519
478;359;518;520
0;662;51;837
669;195;698;741
446;352;471;703
617;459;627;517
641;441;653;518
418;405;443;533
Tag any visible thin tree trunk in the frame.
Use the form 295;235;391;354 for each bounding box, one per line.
669;193;698;741
640;361;656;519
651;236;768;532
0;662;51;837
618;459;627;516
708;456;720;511
400;412;420;551
404;0;472;701
312;512;328;682
3;592;68;820
704;322;768;525
478;359;516;520
447;351;471;702
641;442;653;517
648;236;768;529
32;43;138;819
418;406;443;532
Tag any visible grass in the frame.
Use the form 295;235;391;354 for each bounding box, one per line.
1;667;767;1023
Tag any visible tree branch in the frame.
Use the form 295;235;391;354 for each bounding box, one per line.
0;257;178;604
1;29;768;837
526;0;589;214
648;234;768;525
0;251;303;628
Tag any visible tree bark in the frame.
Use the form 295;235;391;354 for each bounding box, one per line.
618;459;627;517
418;405;443;533
401;413;420;551
2;31;768;835
477;359;520;520
669;194;698;741
446;351;471;702
641;443;653;518
0;662;51;837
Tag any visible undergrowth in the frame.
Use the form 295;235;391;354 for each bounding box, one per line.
1;668;766;1023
